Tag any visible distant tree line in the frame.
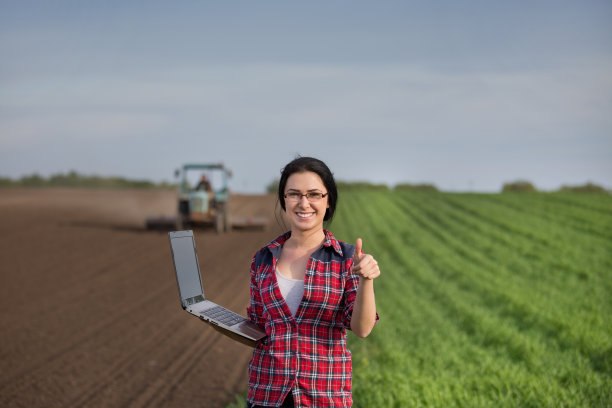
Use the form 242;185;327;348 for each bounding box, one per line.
557;182;609;194
501;180;537;193
502;180;610;194
3;172;606;193
337;181;391;191
0;171;175;189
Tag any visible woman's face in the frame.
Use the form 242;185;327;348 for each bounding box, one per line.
283;171;329;234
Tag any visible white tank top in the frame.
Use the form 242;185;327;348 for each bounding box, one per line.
275;268;304;317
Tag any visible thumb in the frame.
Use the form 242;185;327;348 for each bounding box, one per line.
353;238;363;262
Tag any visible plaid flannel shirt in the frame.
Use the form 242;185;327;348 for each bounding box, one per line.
247;230;378;407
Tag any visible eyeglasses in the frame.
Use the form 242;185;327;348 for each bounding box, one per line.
284;191;328;202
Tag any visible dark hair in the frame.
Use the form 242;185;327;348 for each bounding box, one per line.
278;156;338;222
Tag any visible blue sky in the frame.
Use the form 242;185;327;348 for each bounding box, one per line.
1;1;611;192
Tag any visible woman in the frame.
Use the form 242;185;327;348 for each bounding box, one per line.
246;156;380;407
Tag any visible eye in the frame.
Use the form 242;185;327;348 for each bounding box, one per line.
307;192;323;200
286;192;301;200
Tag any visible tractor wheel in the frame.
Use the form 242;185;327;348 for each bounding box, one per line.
223;211;230;232
177;215;188;231
215;211;225;234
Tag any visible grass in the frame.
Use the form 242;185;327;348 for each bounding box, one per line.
333;191;611;407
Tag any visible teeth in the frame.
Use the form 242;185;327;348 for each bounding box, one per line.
297;212;313;218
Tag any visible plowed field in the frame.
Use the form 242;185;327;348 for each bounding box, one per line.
0;188;282;408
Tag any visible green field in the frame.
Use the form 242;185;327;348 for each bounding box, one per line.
333;191;612;407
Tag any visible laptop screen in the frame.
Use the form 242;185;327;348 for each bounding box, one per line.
170;233;205;303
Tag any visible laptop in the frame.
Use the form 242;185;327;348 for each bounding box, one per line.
168;230;266;347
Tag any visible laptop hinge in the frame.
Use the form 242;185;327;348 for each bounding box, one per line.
185;295;205;306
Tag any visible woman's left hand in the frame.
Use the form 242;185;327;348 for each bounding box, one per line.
350;238;380;280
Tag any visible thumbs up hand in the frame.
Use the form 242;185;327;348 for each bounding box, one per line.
351;238;380;280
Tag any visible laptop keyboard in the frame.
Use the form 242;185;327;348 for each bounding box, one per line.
200;305;246;326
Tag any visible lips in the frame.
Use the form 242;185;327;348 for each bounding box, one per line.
296;212;314;219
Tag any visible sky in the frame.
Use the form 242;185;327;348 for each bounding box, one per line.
1;1;611;193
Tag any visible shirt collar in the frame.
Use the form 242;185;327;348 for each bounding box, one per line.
266;229;344;257
322;229;343;256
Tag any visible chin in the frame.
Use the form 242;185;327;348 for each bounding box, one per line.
292;220;321;232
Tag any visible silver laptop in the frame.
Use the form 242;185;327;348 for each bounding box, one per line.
168;230;266;347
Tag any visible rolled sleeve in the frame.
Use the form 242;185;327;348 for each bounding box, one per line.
246;255;267;328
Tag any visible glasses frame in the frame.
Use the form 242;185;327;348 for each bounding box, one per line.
283;191;329;202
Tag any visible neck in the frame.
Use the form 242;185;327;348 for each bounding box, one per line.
287;228;326;250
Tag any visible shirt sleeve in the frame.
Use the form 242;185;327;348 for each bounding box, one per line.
246;254;267;329
341;257;359;329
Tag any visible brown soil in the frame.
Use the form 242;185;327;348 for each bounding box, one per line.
0;188;284;408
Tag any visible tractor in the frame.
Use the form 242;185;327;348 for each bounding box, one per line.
175;163;231;233
146;162;268;232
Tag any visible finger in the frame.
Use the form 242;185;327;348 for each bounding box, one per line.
362;265;380;280
359;257;380;279
353;261;371;276
353;238;363;262
358;254;375;269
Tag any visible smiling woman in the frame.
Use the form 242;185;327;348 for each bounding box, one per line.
245;156;380;407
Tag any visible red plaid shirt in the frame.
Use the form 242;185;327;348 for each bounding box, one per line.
247;230;378;407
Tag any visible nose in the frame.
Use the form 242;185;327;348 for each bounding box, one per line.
298;195;310;206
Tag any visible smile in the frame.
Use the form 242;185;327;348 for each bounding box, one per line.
296;212;315;219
